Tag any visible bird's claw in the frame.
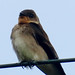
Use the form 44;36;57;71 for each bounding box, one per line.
20;61;35;69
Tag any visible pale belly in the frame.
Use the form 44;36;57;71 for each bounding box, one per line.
12;35;61;75
11;25;64;75
12;34;48;62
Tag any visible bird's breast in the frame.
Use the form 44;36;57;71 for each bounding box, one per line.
11;25;48;62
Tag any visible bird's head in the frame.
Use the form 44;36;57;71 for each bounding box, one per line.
18;9;40;24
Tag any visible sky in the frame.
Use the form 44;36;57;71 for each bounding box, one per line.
0;0;75;75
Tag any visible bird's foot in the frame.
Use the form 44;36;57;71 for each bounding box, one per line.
20;61;35;69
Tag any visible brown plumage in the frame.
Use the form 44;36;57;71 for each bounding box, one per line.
11;9;66;75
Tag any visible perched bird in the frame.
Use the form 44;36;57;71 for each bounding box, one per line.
11;9;66;75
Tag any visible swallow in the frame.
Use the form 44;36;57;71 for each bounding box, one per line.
11;9;66;75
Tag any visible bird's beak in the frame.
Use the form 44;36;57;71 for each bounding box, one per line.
18;16;39;24
18;16;31;24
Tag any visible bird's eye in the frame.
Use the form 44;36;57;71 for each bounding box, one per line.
28;13;34;18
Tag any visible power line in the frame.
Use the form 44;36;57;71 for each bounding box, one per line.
0;58;75;69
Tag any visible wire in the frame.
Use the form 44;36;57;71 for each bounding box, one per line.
0;58;75;69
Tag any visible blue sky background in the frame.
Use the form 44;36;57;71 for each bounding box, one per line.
0;0;75;75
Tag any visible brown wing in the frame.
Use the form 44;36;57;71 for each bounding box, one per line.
30;23;58;59
29;23;66;75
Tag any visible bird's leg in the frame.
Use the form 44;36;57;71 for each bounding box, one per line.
20;60;35;69
20;61;27;69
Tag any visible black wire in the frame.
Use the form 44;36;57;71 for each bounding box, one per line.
0;58;75;69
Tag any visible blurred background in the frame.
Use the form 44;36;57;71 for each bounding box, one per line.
0;0;75;75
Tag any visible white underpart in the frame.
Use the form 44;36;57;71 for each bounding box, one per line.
11;25;64;75
11;26;48;62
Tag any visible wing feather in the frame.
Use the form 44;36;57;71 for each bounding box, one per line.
30;23;66;75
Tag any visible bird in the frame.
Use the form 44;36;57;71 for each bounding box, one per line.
11;9;66;75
